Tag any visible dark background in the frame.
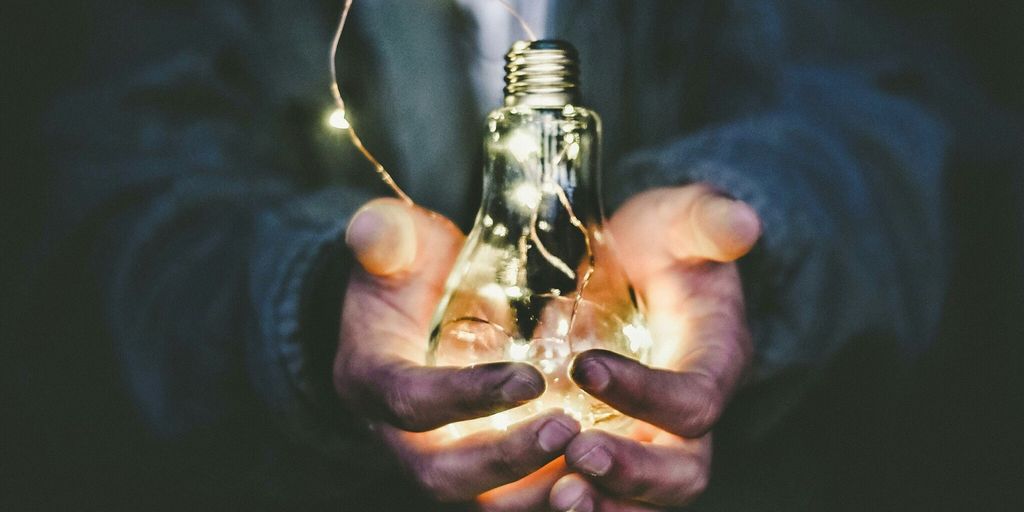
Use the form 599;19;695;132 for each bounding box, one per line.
3;1;1023;510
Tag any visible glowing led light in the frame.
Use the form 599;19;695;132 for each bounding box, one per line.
560;133;581;162
504;286;524;299
328;108;350;129
479;283;506;301
537;220;552;231
490;411;513;431
556;318;570;337
499;258;520;284
565;142;580;161
509;342;530;361
623;322;654;353
492;223;509;237
506;131;539;162
511;183;542;209
482;215;494;227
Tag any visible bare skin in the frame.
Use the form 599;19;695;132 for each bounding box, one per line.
334;184;761;510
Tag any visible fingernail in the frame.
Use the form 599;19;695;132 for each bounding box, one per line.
552;478;592;512
500;371;543;402
345;206;379;245
573;444;613;477
537;418;578;452
571;357;610;393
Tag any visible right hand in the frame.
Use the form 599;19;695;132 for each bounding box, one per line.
334;198;580;509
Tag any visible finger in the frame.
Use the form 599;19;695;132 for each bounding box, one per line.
570;350;726;438
386;411;580;503
475;458;569;512
336;359;545;432
564;430;710;507
550;474;662;512
610;185;760;268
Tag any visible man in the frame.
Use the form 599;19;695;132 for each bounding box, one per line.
43;0;962;508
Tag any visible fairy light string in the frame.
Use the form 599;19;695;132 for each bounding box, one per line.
329;0;412;204
495;0;538;41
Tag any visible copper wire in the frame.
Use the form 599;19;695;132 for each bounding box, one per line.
330;0;413;204
329;0;537;204
553;182;595;342
494;0;538;41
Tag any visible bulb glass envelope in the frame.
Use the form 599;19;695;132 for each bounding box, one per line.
427;102;652;436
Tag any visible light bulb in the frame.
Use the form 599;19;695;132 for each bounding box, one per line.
428;40;652;435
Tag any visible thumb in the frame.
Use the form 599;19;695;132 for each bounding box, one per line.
345;199;419;276
686;189;761;262
611;185;761;271
342;198;465;339
345;198;465;294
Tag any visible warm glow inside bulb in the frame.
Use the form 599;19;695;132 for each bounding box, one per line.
509;343;530;361
328;108;350;129
623;322;654;353
511;183;542;209
556;318;570;337
506;131;539;161
504;286;525;299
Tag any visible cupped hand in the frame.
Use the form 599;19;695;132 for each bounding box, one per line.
551;185;761;511
334;198;579;509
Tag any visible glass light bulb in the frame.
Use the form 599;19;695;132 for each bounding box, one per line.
427;41;652;436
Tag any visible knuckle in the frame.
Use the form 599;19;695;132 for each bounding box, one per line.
332;368;352;403
692;468;710;497
666;459;709;506
490;437;529;480
332;356;363;407
680;375;724;436
684;465;710;504
450;368;489;409
412;458;460;502
619;466;655;498
384;385;424;431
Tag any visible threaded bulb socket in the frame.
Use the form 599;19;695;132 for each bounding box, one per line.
504;40;580;108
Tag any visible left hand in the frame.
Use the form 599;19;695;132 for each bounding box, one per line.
336;199;579;508
549;184;762;511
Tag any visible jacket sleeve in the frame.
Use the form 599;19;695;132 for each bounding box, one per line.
44;1;373;452
605;0;954;437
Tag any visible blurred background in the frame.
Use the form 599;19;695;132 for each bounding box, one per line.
2;0;1022;510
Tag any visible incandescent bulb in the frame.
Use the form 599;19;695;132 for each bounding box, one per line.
427;40;652;436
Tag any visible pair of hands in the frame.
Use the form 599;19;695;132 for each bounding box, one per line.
334;184;761;511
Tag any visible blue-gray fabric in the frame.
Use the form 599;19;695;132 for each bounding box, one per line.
45;0;966;503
